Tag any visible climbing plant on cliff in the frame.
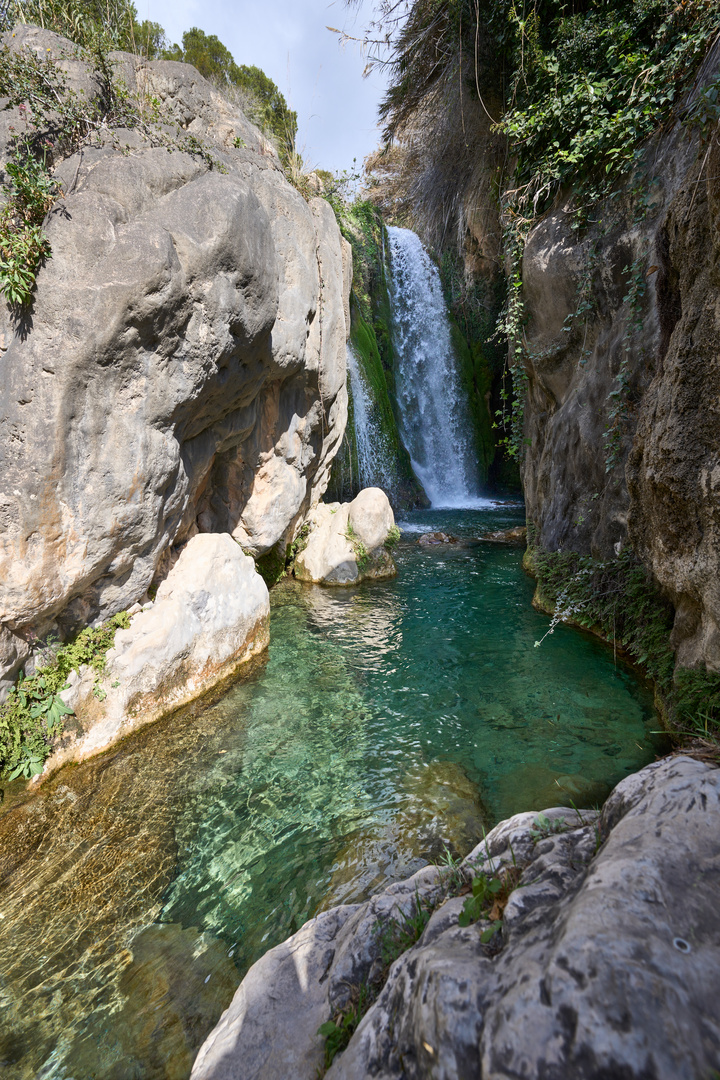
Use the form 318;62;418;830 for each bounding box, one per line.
357;0;720;456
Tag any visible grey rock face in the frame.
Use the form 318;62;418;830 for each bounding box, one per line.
191;756;720;1080
0;27;348;668
521;42;720;669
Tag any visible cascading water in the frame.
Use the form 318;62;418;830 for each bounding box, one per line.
346;342;397;498
387;226;487;508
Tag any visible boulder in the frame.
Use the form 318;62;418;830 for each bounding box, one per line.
43;533;268;776
417;531;459;546
0;27;349;680
294;489;397;585
480;525;528;544
191;755;720;1080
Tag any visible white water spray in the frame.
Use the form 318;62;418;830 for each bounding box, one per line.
346;342;396;497
388;226;489;508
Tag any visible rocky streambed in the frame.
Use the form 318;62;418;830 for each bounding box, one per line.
0;506;673;1078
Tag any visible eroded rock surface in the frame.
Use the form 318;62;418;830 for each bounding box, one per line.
191;755;720;1080
294;488;397;585
521;41;720;669
46;532;268;775
0;27;349;674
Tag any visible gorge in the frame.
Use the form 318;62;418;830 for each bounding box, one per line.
0;4;719;1080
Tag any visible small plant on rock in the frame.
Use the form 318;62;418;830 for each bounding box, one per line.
384;524;401;550
458;863;522;943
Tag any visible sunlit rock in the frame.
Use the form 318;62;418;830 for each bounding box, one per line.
294;488;397;585
45;533;268;775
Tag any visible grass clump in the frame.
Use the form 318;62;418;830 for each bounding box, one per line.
345;521;371;574
0;612;129;780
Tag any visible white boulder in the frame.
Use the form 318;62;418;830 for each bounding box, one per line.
294;489;397;585
44;533;269;775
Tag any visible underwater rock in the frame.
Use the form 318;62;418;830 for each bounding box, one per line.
0;26;349;670
294;488;397;586
321;759;489;908
191;755;720;1080
44;533;269;775
417;531;459;546
480;525;528;544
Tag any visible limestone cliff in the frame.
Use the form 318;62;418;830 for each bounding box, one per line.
0;27;350;687
521;40;720;671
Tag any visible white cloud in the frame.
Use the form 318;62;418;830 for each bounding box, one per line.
140;0;387;173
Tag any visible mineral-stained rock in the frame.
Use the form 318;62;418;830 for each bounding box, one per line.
294;488;397;585
520;41;720;669
0;27;349;676
44;533;268;776
191;756;720;1080
480;525;527;545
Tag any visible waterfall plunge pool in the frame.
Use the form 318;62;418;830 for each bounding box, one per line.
0;505;663;1079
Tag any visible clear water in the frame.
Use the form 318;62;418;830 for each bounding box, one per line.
387;227;482;507
0;507;662;1079
346;342;398;498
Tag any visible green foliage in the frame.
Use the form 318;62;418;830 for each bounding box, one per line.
530;544;720;742
529;812;567;842
376;890;433;967
384;524;401;549
345;521;372;573
232;63;297;163
0;140;57;304
0;612;129;780
457;863;521;940
12;0;137;54
317;982;376;1071
372;0;720;461
531;546;675;688
0;29;226;306
164;29;297;164
673;669;720;740
603;255;647;472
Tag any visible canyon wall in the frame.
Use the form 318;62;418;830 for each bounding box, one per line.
521;41;720;671
0;27;350;688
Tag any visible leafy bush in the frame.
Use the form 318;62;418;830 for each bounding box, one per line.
0;612;129;780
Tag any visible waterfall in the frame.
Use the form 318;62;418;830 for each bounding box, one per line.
387;226;485;509
346;342;396;497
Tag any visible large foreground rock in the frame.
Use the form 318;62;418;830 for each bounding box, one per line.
0;26;349;678
191;756;720;1079
43;533;268;776
294;488;397;585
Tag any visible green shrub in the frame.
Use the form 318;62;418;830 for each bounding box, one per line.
0;612;129;780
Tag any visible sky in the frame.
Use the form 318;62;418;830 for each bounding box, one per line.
140;0;388;174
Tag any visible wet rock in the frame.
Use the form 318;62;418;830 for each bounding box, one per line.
294;489;397;585
322;760;489;908
45;533;269;775
417;531;459;546
192;756;720;1080
519;40;720;669
480;525;528;544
